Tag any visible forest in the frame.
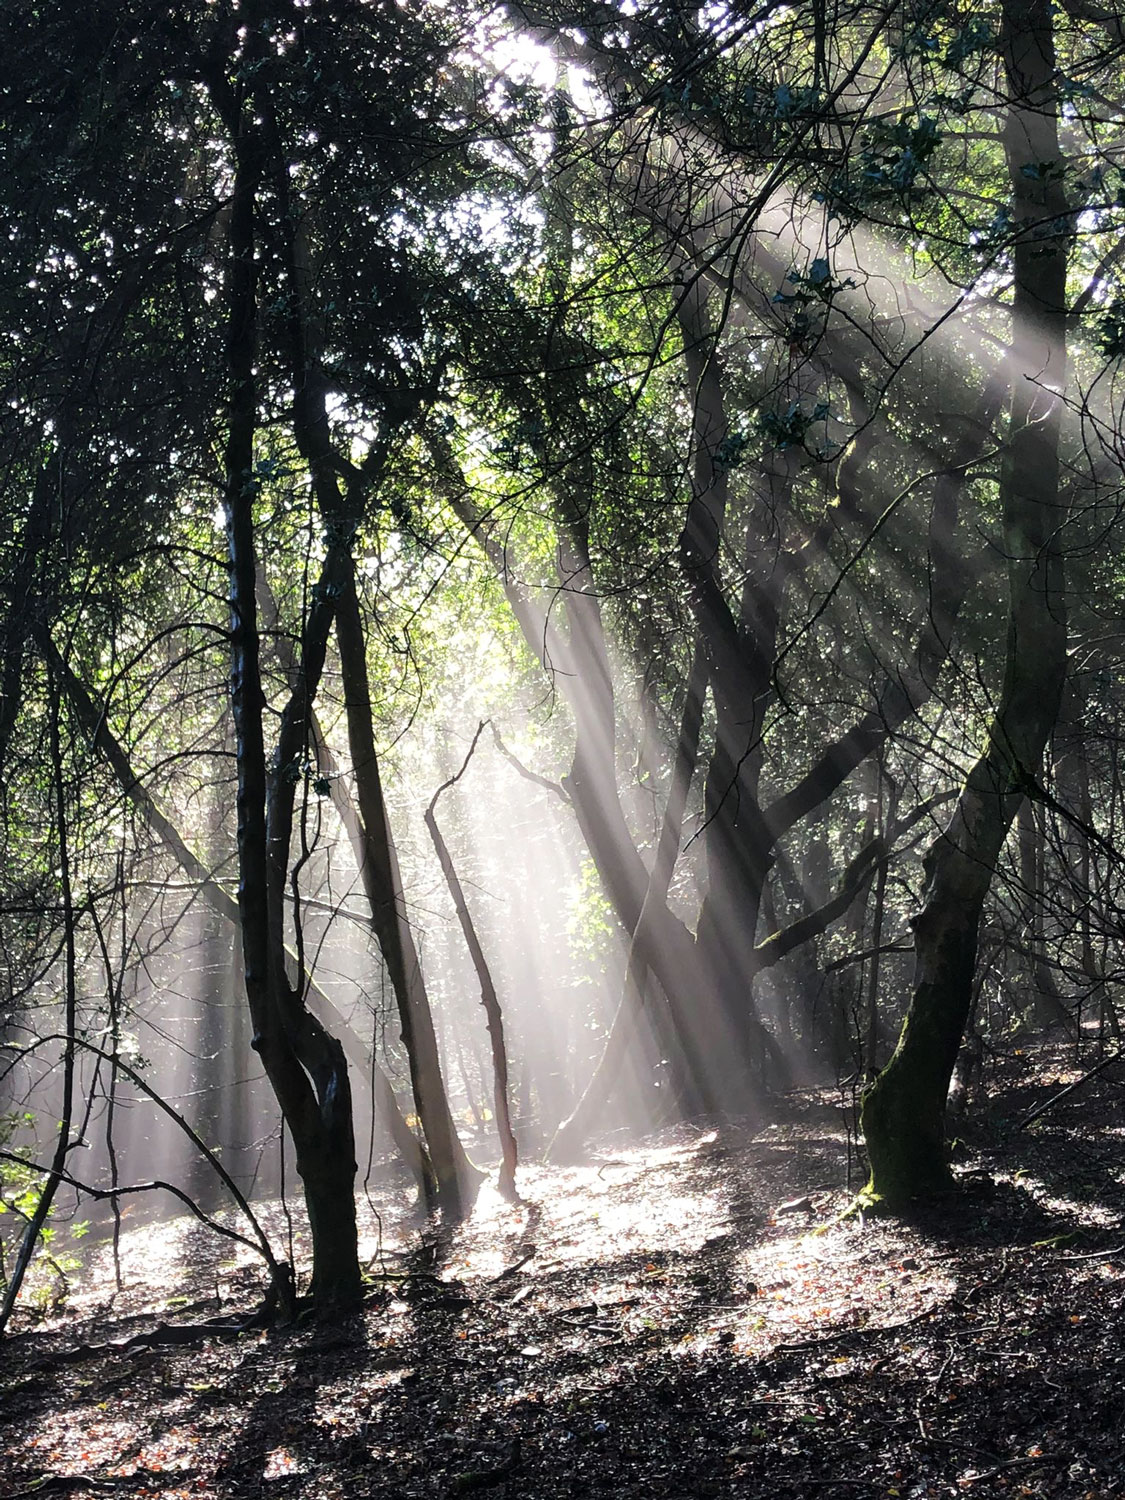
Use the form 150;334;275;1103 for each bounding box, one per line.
2;0;1125;1495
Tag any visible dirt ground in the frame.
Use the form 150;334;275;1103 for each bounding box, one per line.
3;1047;1124;1500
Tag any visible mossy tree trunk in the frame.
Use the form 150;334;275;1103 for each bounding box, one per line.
861;0;1070;1208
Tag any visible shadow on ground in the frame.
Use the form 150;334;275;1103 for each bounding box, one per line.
3;1051;1124;1499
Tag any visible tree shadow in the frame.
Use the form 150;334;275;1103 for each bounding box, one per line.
5;1069;1124;1499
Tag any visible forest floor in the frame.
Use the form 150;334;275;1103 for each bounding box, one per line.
3;1044;1125;1500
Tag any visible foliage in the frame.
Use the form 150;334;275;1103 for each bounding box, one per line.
1;0;1125;1312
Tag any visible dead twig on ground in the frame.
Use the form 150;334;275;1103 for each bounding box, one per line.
1014;1052;1121;1130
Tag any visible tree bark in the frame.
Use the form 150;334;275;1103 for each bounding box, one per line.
424;725;519;1200
212;63;361;1311
861;0;1070;1207
335;567;482;1217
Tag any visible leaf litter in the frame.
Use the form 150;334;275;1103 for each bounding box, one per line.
3;1046;1124;1500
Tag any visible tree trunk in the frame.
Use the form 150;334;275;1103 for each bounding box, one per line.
1018;800;1072;1032
549;638;709;1160
213;72;361;1311
863;850;891;1081
676;279;789;1101
335;567;482;1217
424;726;519;1200
45;628;428;1197
861;0;1069;1207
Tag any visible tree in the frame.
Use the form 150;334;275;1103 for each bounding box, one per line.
0;0;500;1311
434;1;1010;1128
861;0;1073;1204
5;0;1125;1332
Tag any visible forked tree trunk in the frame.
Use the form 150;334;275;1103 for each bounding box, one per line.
675;278;794;1103
261;575;440;1200
243;64;476;1225
861;0;1069;1207
45;629;429;1198
213;73;361;1311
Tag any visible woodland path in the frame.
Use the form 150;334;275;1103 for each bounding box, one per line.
3;1049;1124;1500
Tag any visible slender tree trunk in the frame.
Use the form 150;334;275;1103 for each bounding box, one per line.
549;638;709;1159
425;726;519;1200
1075;715;1116;1040
1055;678;1120;1044
0;691;77;1334
1018;800;1071;1031
863;853;891;1081
861;0;1069;1206
335;567;481;1216
106;854;126;1290
831;794;875;1075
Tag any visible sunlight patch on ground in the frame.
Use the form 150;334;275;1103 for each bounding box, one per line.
28;1117;947;1378
441;1143;729;1283
23;1412;211;1484
8;1063;1125;1500
1001;1170;1123;1232
42;1192;421;1326
57;1204;294;1323
263;1445;307;1479
728;1221;957;1352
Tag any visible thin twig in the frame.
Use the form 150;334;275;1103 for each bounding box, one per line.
960;1455;1064;1485
489;723;566;800
1014;1051;1121;1130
